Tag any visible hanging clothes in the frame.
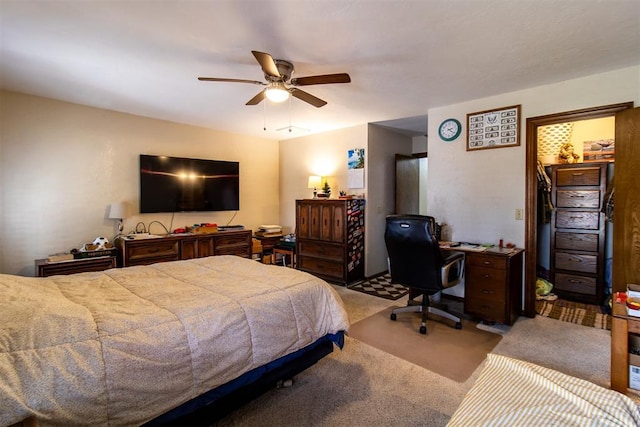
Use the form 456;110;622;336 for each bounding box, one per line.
537;160;553;223
602;176;614;222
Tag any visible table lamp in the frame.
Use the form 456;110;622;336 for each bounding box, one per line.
109;202;126;235
307;175;322;199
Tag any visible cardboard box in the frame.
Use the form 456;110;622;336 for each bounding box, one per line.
627;284;640;317
629;353;640;390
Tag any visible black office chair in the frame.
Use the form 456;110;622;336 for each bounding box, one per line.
385;214;465;334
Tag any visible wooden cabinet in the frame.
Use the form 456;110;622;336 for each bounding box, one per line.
116;230;252;267
296;199;364;284
550;162;608;305
610;106;640;395
462;248;524;325
36;256;117;277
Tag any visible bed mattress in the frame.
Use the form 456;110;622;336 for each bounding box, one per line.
0;255;349;426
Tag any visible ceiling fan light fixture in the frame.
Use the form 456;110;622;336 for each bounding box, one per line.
265;85;290;103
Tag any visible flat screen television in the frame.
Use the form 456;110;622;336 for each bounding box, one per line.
139;154;240;213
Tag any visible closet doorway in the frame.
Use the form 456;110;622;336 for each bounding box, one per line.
523;102;633;317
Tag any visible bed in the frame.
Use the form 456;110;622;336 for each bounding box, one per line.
448;353;640;426
0;255;349;426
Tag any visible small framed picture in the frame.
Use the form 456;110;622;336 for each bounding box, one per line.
466;105;521;151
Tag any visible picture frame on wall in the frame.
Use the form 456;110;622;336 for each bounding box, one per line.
466;104;521;151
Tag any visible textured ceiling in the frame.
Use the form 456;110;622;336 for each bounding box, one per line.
1;0;638;140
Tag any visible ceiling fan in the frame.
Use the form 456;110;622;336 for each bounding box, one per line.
198;50;351;108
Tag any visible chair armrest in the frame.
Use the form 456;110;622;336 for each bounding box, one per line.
441;251;465;288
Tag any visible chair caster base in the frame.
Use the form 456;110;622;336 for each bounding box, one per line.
390;313;397;321
455;322;462;329
419;325;427;334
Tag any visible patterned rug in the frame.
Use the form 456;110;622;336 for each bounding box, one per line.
348;273;408;300
535;298;611;330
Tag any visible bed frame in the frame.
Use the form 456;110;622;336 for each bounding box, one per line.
144;332;343;426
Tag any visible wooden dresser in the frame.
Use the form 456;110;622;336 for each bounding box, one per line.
459;248;524;325
549;162;608;305
116;230;252;267
295;199;365;284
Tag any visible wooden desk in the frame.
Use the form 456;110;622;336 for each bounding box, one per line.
442;246;524;325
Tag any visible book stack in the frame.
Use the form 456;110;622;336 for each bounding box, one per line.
255;224;283;238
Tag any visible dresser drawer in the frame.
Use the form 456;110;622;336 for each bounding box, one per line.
554;273;597;295
555;232;598;252
297;240;344;261
555;251;598;274
215;234;249;248
298;256;344;280
555;211;600;230
556;167;602;186
467;253;508;270
127;241;180;264
556;190;601;208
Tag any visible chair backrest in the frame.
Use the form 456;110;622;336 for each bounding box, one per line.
384;214;445;294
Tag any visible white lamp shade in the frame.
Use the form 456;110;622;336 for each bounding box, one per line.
108;202;126;219
265;87;290;103
307;175;322;189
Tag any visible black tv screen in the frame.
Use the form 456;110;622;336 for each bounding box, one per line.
139;154;240;213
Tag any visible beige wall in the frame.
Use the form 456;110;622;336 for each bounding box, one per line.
427;66;639;248
0;91;279;276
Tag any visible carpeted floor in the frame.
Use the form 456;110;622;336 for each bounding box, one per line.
535;298;611;330
348;273;408;300
349;305;502;382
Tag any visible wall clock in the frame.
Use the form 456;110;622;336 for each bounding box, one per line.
438;118;462;142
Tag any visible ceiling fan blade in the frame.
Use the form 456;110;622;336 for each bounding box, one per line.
291;73;351;86
246;89;266;106
198;77;265;85
251;51;281;78
291;88;327;108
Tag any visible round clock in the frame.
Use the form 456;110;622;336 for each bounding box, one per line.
438;118;462;142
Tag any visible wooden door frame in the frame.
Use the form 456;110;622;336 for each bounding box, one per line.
523;102;633;317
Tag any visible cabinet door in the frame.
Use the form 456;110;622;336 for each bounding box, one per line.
297;202;310;239
197;237;214;257
332;203;345;243
181;240;196;259
309;203;322;239
321;204;334;241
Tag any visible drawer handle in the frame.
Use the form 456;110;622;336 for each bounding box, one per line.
483;274;491;278
569;279;583;283
482;261;491;265
569;258;582;263
481;289;494;294
569;194;585;198
149;248;160;253
572;173;584;176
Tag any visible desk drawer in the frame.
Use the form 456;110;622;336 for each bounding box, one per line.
465;297;505;323
466;266;507;295
467;253;508;270
555;251;598;274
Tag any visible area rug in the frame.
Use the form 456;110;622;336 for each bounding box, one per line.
348;273;408;301
535;298;611;330
349;306;502;382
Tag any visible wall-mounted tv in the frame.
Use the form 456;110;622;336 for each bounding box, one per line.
139;154;240;213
